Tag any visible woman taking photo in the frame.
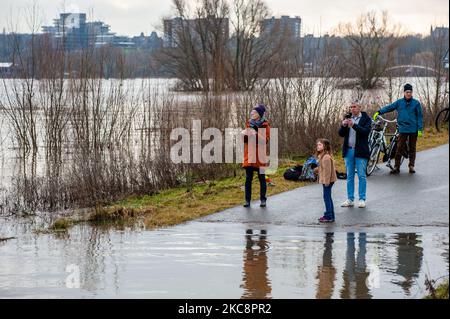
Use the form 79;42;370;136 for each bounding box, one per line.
242;104;270;208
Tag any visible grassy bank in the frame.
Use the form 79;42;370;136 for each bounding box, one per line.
51;128;448;231
424;280;449;299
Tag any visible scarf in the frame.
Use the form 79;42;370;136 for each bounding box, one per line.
249;117;266;129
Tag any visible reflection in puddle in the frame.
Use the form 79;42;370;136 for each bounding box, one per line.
316;233;336;299
0;218;448;298
392;233;424;296
340;233;371;299
241;229;271;299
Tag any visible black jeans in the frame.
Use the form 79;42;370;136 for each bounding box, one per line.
245;167;267;202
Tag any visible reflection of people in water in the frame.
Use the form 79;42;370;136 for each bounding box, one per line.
340;233;371;299
393;233;423;296
241;229;272;299
316;232;337;299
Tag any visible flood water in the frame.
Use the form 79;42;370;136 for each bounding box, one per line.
0;217;448;299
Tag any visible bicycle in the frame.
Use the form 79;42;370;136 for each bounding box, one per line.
435;107;449;132
366;115;407;176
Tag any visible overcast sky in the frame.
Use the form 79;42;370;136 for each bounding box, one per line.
1;0;448;36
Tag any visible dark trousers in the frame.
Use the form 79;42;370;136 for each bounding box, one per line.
395;133;418;169
323;182;335;219
245;167;267;202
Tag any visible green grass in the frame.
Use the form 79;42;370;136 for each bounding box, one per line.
101;154;343;229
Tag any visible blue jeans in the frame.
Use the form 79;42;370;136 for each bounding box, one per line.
323;182;335;219
344;148;368;201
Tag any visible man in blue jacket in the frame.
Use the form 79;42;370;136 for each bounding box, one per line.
373;83;423;174
339;101;372;208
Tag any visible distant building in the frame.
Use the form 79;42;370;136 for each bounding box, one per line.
163;16;229;48
148;31;163;50
261;16;302;39
132;31;163;50
42;13;143;50
163;17;182;48
42;13;88;49
431;26;449;39
88;21;117;47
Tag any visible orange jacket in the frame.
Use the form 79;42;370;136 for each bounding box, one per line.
242;120;270;168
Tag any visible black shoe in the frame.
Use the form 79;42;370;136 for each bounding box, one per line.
409;166;416;174
390;168;400;175
260;200;266;207
243;202;250;208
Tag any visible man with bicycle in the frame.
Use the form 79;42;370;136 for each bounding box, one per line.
373;84;424;174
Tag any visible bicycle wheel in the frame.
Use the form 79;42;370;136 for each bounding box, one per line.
366;143;381;176
386;137;405;169
435;108;449;132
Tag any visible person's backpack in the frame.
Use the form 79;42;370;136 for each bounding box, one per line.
336;171;347;180
283;165;303;181
299;157;319;182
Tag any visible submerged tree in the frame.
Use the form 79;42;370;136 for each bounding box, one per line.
336;11;403;89
159;0;286;92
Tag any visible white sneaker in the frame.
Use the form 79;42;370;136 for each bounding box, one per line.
341;199;354;207
358;200;366;208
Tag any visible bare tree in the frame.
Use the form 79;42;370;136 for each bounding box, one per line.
159;0;281;92
336;11;403;89
414;29;449;125
158;0;228;91
226;0;278;91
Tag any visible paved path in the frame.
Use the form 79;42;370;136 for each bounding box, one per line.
199;144;449;231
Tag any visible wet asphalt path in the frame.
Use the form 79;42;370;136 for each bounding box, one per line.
199;144;449;231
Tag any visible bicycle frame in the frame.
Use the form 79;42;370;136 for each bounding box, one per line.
370;116;397;153
367;115;398;174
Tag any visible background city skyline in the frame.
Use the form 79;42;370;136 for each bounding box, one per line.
0;0;448;37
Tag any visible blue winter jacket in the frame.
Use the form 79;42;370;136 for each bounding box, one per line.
378;97;423;134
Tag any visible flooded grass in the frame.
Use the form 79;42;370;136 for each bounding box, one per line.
49;218;73;231
87;205;148;222
424;280;449;299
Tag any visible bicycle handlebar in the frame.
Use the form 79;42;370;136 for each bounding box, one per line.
375;115;397;123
